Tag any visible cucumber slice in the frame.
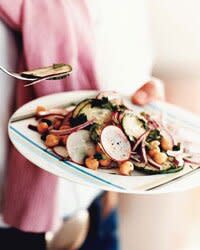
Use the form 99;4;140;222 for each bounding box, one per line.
132;160;184;174
96;91;122;105
122;111;146;141
66;130;95;164
101;125;131;161
79;103;112;125
72;99;91;118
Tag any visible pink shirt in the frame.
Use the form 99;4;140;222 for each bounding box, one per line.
0;0;99;232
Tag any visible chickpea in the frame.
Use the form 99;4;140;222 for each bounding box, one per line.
119;161;134;176
45;134;59;148
85;156;99;170
153;152;167;164
148;145;160;157
161;137;173;151
37;122;49;134
36;105;46;114
99;155;112;167
150;140;160;148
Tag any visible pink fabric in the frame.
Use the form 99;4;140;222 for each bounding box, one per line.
0;0;99;232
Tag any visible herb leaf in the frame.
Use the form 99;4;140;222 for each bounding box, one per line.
173;143;181;151
91;97;114;111
147;129;161;142
90;123;101;143
70;113;87;127
94;152;103;160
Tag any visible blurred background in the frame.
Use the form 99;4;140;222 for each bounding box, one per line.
1;1;200;250
120;1;200;250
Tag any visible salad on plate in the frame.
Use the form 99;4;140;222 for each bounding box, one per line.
28;91;199;176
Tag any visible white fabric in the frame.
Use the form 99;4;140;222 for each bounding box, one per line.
89;0;153;94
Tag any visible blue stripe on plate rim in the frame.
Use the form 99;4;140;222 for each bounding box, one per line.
9;125;126;191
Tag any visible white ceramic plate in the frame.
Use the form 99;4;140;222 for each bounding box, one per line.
8;90;200;194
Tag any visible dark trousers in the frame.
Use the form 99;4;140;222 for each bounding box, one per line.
0;192;119;250
80;192;119;250
0;227;46;250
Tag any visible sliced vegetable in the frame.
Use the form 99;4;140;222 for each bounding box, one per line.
183;153;200;165
122;111;146;141
50;120;93;136
101;125;131;162
21;64;72;78
132;130;151;152
79;103;112;125
134;163;184;175
53;146;69;159
96;91;122;105
72;99;91;118
67;130;95;164
132;158;184;174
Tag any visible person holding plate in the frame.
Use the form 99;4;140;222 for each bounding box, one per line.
0;1;163;249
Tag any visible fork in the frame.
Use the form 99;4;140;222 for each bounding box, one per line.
0;65;37;81
0;64;72;86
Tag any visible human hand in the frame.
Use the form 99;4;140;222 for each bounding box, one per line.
131;78;165;105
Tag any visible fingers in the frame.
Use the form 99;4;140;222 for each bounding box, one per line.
131;82;156;105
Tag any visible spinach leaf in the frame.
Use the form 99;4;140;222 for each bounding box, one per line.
94;152;103;160
173;143;181;151
70;113;87;127
90;123;101;143
91;97;114;111
147;129;161;142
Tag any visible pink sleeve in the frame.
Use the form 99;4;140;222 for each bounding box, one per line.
0;0;23;30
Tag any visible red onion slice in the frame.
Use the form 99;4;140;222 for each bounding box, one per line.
132;130;151;152
50;120;94;136
141;137;148;164
112;112;119;124
61;111;73;125
183;153;200;165
147;156;162;169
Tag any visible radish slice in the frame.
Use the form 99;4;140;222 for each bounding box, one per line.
101;125;131;162
53;146;69;159
50;120;93;136
66;130;95;164
96;91;122;105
